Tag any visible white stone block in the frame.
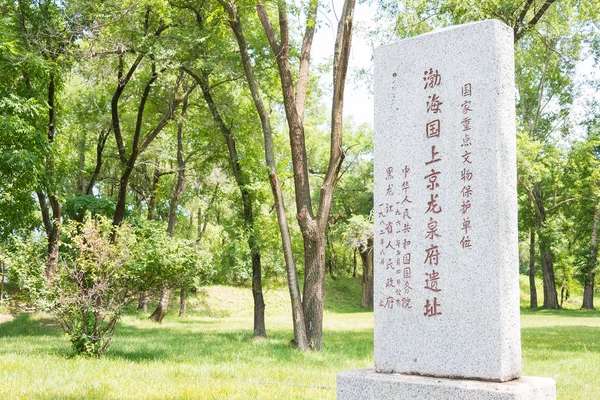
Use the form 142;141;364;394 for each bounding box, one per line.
373;19;520;381
337;369;556;400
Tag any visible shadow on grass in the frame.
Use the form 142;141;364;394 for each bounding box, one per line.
1;307;373;367
522;325;600;355
106;324;298;363
0;313;62;337
54;316;373;365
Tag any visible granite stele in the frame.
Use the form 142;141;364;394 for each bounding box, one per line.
337;20;556;400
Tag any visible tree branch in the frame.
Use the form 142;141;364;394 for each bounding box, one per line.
132;62;165;155
111;53;144;165
256;1;281;56
527;0;557;29
36;191;53;236
295;0;318;123
138;75;197;153
514;0;535;39
548;197;579;212
518;175;543;221
318;0;355;227
86;126;112;195
217;0;277;170
514;0;557;43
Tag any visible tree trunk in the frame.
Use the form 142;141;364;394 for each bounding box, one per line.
197;206;208;243
37;191;60;279
539;248;559;309
112;162;135;230
46;223;60;280
534;182;559;309
539;242;559;309
268;172;308;349
167;96;188;236
139;164;158;313
360;237;374;309
251;249;266;337
352;248;357;278
76;133;87;194
529;226;538;308
149;289;170;323
85;128;111;196
179;288;187;317
147;165;160;221
301;227;326;350
167;150;186;235
36;72;61;280
0;261;5;303
582;206;599;310
326;231;336;278
197;184;219;244
138;291;148;313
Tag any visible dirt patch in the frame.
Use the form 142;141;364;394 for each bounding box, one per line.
40;319;60;327
0;313;14;324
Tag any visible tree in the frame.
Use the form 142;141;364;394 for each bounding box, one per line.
173;1;269;336
344;215;374;307
6;0;79;279
216;0;308;348
0;18;45;240
217;0;356;349
149;96;194;323
562;134;600;309
257;0;357;350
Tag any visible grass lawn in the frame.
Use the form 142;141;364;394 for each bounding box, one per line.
0;276;598;399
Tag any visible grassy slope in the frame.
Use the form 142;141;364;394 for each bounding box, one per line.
0;276;598;399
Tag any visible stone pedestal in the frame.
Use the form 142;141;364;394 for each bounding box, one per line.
337;369;556;400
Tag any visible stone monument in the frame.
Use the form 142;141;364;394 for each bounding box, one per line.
337;20;556;399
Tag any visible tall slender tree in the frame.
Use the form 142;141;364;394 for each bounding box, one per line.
216;0;307;346
253;0;356;349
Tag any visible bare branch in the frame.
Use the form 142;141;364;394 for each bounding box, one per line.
548;197;579;212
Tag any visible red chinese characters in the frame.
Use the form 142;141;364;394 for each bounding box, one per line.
423;68;444;318
459;83;474;250
378;164;414;311
397;163;414;310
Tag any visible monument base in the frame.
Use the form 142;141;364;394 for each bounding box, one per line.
337;368;555;400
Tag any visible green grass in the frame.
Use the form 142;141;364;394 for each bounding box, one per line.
0;276;598;399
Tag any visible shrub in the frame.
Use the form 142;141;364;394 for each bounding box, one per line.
9;216;206;356
45;216;137;356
